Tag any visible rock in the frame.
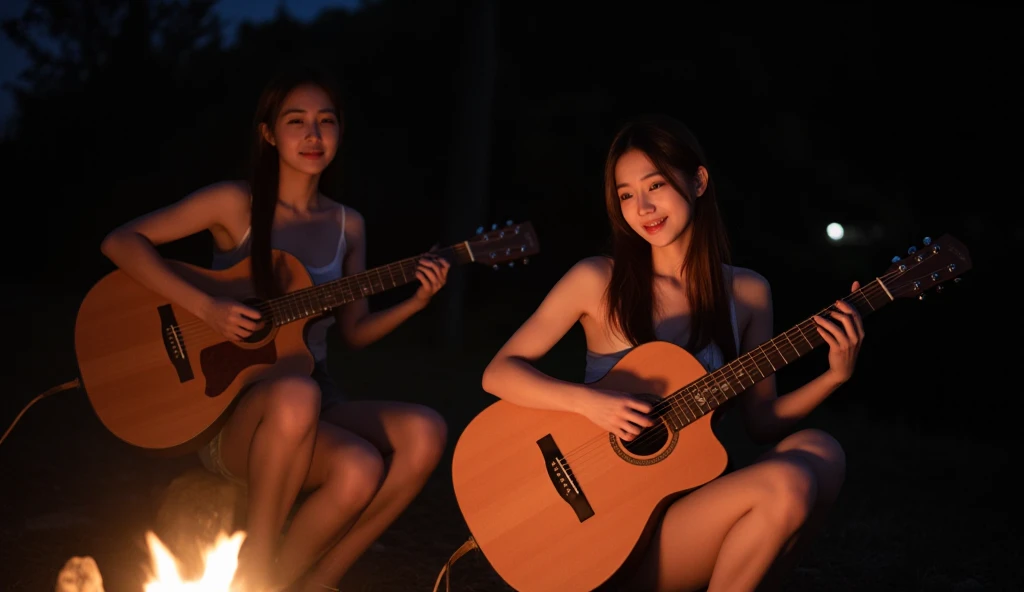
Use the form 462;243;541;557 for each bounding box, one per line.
54;556;104;592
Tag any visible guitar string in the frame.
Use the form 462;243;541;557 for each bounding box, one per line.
561;272;950;487
557;266;943;479
171;257;427;335
558;279;890;474
561;275;903;473
562;278;888;470
92;237;519;373
169;246;466;336
103;255;457;372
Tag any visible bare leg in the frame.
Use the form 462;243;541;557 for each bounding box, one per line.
295;401;447;591
272;422;385;589
753;428;846;592
626;429;831;592
214;376;323;590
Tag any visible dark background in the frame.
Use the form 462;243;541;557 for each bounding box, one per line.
0;1;1017;590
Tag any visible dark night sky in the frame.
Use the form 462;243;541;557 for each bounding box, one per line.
0;0;364;129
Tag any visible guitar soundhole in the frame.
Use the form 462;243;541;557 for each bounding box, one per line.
622;422;670;456
240;298;274;343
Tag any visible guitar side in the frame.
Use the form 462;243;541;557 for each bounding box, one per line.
451;341;730;592
73;250;316;453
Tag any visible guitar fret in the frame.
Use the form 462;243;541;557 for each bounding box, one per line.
262;235;534;329
770;339;789;364
663;279;913;430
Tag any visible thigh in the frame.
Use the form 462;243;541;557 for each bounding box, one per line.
217;375;321;479
301;420;384;492
320;400;444;457
626;453;816;591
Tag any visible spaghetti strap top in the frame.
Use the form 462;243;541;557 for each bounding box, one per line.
583;286;741;383
211;205;348;362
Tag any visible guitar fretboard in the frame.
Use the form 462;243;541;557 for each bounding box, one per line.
265;244;472;326
657;278;893;430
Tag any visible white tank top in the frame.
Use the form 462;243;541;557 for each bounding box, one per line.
211;206;347;362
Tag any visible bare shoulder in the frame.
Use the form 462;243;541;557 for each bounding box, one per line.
199;180;250;204
323;198;364;236
567;255;613;287
553;255;613;312
729;264;771;304
192;180;251;219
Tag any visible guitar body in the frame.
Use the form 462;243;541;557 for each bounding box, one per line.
74;250;316;454
451;341;730;592
451;233;973;591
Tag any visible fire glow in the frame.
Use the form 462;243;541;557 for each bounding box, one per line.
143;530;246;592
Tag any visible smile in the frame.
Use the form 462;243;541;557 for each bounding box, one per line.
642;217;667;234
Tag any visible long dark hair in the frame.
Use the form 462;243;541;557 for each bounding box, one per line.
248;64;344;298
602;114;736;362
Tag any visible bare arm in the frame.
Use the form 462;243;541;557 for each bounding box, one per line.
333;209;449;350
481;257;654;440
100;181;251;323
737;272;864;443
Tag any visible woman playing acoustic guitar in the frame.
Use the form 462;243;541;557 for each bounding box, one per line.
481;114;864;591
100;65;449;591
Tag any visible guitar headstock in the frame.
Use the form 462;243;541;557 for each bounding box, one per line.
466;220;541;269
881;235;972;300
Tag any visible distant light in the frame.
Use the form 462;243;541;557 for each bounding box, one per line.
826;222;845;241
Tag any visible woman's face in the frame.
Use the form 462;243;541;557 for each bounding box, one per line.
614;149;706;248
263;83;341;176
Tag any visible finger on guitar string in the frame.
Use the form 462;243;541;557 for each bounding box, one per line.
834;298;865;339
828;303;860;345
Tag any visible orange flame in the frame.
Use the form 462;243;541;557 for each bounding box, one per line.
142;530;246;592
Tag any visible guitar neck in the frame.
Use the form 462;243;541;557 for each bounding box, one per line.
661;277;895;428
266;243;474;326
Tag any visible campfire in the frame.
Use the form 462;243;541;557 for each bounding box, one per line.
55;469;252;592
55;529;246;592
143;530;246;591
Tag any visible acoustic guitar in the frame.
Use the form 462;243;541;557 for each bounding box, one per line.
451;234;971;591
74;221;540;453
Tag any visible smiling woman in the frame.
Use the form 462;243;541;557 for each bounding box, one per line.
477;113;865;592
96;64;450;592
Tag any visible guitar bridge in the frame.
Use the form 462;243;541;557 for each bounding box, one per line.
159;304;194;383
536;434;594;522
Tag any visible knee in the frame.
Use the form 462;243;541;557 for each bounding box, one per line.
326;440;385;509
788;428;847;495
263;376;321;439
400;405;448;469
761;458;818;535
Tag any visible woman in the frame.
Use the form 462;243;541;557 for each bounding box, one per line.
480;114;863;592
100;65;449;591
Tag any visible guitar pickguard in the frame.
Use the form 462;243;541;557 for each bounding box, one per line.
199;340;278;397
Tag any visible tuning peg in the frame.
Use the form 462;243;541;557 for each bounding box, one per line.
491;223;498;230
923;236;932;246
908;246;917;254
476;226;484;234
936;285;944;293
506;219;513;226
891;255;901;263
508;262;514;268
918;293;926;301
954;277;962;283
522;257;529;265
492;264;499;271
